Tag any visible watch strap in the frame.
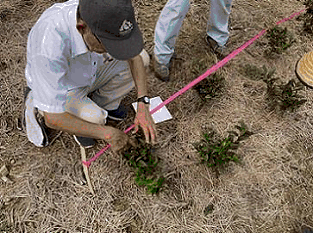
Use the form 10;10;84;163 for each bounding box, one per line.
137;96;150;104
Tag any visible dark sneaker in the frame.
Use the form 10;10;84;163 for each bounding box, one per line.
107;104;128;121
73;135;96;149
20;87;61;147
205;35;228;59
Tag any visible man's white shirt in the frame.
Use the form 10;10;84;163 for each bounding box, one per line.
25;0;106;113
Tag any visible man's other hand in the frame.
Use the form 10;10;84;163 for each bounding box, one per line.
104;126;137;155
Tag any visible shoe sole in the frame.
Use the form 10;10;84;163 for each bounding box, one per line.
107;115;125;121
73;135;95;149
106;105;128;121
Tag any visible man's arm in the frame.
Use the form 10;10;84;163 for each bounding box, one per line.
128;54;157;144
128;54;148;98
44;112;136;153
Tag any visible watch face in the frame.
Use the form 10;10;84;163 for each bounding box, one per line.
144;97;149;103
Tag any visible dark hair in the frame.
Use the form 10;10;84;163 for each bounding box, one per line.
76;6;82;21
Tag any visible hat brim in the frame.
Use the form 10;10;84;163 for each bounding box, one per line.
98;23;143;61
295;54;313;89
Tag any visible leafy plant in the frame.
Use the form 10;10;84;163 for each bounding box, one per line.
194;120;254;168
190;55;226;100
242;64;307;115
265;26;295;56
191;56;226;100
194;74;226;100
264;77;307;115
124;136;165;195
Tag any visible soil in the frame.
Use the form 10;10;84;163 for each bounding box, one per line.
1;0;313;232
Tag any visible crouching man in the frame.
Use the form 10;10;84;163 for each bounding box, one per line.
23;0;156;154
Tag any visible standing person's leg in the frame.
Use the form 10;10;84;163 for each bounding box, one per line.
206;0;232;55
153;0;190;81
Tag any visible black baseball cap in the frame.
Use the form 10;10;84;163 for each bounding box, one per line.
79;0;143;60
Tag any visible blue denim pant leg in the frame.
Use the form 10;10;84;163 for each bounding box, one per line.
154;0;190;65
154;0;233;64
207;0;233;46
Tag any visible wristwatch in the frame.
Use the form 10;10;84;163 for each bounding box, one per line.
137;96;150;104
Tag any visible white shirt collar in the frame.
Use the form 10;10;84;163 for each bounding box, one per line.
68;4;89;58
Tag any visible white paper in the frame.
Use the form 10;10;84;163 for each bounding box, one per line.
132;96;173;124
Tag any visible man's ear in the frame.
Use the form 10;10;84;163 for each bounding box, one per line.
76;23;86;34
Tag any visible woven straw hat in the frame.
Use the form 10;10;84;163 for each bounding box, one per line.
296;51;313;89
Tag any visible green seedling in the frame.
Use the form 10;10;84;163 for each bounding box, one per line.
124;136;165;195
242;64;276;82
242;64;307;115
264;76;307;115
303;0;313;34
265;26;295;56
194;120;254;169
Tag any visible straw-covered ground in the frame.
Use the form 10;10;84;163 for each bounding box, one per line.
1;0;313;232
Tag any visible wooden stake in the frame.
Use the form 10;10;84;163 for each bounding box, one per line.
80;146;95;195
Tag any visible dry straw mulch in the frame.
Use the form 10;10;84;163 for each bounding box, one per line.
1;0;313;232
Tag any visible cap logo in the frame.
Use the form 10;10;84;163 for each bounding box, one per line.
119;20;133;36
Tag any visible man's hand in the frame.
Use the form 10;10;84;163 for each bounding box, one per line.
134;102;157;144
104;126;137;155
127;53;157;144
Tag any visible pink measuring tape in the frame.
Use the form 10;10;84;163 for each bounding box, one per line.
83;9;306;168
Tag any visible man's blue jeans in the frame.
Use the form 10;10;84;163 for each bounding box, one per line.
154;0;233;65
